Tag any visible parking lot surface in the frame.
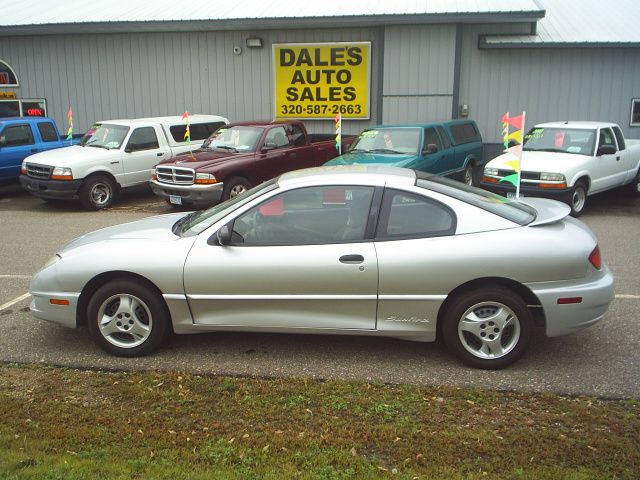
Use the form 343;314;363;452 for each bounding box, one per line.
1;183;639;398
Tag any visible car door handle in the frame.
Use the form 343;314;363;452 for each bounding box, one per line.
110;161;119;164
616;156;620;161
339;254;364;264
157;152;164;157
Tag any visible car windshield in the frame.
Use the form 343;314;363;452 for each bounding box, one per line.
349;128;421;155
175;179;278;237
80;123;130;150
201;126;263;153
522;127;596;156
416;173;536;226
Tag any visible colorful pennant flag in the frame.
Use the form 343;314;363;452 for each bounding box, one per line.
334;112;342;154
66;108;73;141
499;111;526;198
182;111;190;144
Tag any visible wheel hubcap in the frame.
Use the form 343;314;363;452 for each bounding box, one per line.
457;301;520;359
464;167;473;185
572;188;585;212
91;183;111;206
97;294;152;348
230;184;247;197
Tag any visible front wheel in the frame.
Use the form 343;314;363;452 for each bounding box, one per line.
79;174;116;210
222;177;252;201
463;163;475;186
442;287;532;369
86;279;171;357
568;181;587;217
627;169;640;197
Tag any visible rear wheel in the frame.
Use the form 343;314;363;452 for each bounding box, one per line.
222;177;252;201
568;181;587;217
628;169;640;197
79;174;116;210
86;279;171;357
442;287;532;369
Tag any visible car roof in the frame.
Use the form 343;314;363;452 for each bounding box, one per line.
535;121;618;129
277;165;417;188
363;120;477;130
95;114;229;128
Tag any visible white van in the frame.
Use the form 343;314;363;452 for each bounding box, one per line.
19;114;229;209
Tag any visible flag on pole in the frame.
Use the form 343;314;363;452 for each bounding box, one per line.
499;111;526;198
66;108;73;141
334;112;342;154
182;111;190;144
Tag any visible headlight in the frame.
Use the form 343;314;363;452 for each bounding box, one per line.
540;172;565;182
43;254;61;269
21;161;27;174
51;167;73;180
484;168;499;176
195;173;218;185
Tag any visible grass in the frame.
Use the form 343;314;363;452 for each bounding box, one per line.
0;363;638;479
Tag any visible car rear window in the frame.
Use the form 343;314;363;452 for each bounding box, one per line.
415;172;536;226
448;122;480;145
169;121;226;143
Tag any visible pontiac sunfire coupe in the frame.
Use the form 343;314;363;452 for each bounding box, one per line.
29;166;614;369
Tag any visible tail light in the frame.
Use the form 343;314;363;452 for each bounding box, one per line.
588;245;602;270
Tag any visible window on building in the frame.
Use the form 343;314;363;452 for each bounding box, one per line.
631;99;640;127
37;122;58;142
0;60;18;86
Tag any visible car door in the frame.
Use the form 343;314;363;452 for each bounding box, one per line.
417;127;448;174
374;187;457;340
122;126;170;186
183;184;378;330
0;123;37;180
590;127;625;193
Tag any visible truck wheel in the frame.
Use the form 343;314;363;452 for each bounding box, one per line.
86;279;171;357
441;286;532;369
79;174;116;210
463;163;475;186
223;177;252;201
628;169;640;197
568;181;587;217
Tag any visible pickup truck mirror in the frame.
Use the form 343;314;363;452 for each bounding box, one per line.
508;139;520;148
261;142;277;153
124;146;134;153
0;137;6;147
597;145;617;156
216;225;232;246
424;143;438;155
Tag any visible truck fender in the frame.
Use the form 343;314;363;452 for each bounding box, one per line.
567;172;591;191
80;169;120;191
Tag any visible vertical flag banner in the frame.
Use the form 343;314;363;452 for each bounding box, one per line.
500;111;526;198
66;108;73;141
334;112;342;154
182;111;191;144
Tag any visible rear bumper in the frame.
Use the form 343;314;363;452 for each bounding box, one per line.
150;179;224;207
526;264;615;337
479;180;572;202
20;175;81;200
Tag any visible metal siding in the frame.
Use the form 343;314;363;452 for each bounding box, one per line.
0;28;379;135
459;24;640;149
382;24;456;124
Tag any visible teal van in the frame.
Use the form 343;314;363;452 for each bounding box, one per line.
325;120;484;185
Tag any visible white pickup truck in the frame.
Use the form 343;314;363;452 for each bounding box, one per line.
480;121;640;216
19;114;229;209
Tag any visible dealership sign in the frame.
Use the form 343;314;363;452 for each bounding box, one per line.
273;42;371;120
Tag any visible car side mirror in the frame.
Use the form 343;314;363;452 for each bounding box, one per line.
261;142;277;153
216;225;232;246
597;145;616;156
124;146;134;153
424;143;438;154
0;138;6;148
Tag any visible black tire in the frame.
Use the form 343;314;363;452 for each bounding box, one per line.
79;174;117;210
568;181;587;217
86;279;171;357
222;177;252;201
463;163;475;186
441;287;532;369
627;169;640;197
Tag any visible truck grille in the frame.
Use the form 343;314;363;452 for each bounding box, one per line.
156;166;195;185
25;163;52;179
497;169;540;181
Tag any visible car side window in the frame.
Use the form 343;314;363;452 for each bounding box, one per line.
231;186;375;245
377;189;456;240
289;124;306;147
37;122;58;142
424;128;442;151
0;124;34;146
598;128;616;150
264;126;290;150
436;126;451;149
612;126;626;151
127;127;159;152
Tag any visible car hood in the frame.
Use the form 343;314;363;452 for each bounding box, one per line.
160;149;253;170
325;151;417;167
58;212;187;255
25;145;122;167
486;150;590;172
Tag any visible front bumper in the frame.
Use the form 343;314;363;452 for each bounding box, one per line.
479;179;572;202
150;179;224;207
20;175;81;200
29;290;80;329
527;264;615;337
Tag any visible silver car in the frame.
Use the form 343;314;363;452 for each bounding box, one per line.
29;166;614;369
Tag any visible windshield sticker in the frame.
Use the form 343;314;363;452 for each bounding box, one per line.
567;146;582;153
525;128;544;140
554;131;566;147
